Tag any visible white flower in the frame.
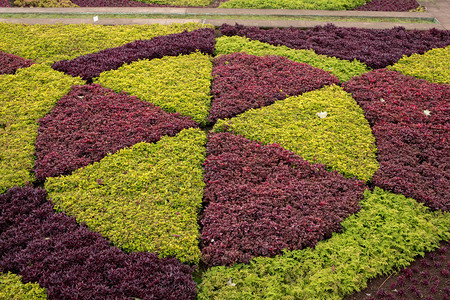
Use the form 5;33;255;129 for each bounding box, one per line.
380;98;385;102
423;110;431;116
316;111;327;119
227;277;236;286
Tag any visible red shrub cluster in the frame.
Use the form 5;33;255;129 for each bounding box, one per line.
201;133;367;267
344;69;449;211
34;84;197;181
209;53;340;122
0;51;34;74
354;0;419;11
0;186;197;299
219;24;450;69
51;28;215;81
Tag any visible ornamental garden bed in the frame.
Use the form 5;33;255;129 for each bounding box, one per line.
0;22;449;300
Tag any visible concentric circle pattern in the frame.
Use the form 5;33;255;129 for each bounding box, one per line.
0;23;449;299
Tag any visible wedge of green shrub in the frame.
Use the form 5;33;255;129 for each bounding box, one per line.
388;46;450;84
45;128;206;264
213;85;378;182
0;22;212;64
198;187;450;300
219;0;366;10
136;0;211;6
0;64;83;194
215;35;369;82
96;52;212;126
0;272;47;300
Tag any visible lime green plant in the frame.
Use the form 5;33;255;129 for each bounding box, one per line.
135;0;211;6
14;0;78;7
0;22;212;64
388;46;450;84
0;272;47;300
213;85;379;182
219;0;367;11
0;64;83;194
45;128;207;264
198;187;450;299
96;52;213;126
215;35;369;82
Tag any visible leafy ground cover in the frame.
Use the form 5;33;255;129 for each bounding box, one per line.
0;272;47;300
218;0;367;10
0;50;34;75
354;0;419;11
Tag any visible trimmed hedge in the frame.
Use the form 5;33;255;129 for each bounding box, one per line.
198;187;450;300
0;51;34;75
70;0;162;6
388;46;450;84
52;28;215;81
0;187;197;299
219;0;367;10
34;84;198;181
0;64;84;194
213;85;379;182
14;0;78;7
219;24;450;69
45;128;206;264
132;0;211;6
0;272;47;300
209;53;340;123
354;0;419;11
371;122;449;211
201;132;367;267
96;52;213;125
215;35;369;82
0;23;211;64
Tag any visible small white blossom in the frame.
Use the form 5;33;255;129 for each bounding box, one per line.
316;111;327;119
380;98;385;102
227;278;236;286
423;110;431;116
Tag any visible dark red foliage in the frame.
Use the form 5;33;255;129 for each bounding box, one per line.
219;24;450;69
343;69;450;128
51;28;215;81
0;186;197;300
0;0;8;6
0;50;34;74
208;53;340;122
200;132;366;267
371;122;449;211
354;0;419;11
34;84;197;181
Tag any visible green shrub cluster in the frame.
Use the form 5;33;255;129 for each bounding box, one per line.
136;0;211;7
0;64;83;194
45;128;207;264
0;272;47;300
388;46;450;84
198;187;450;299
213;85;378;182
215;36;369;82
96;52;213;126
14;0;78;7
0;23;212;64
219;0;367;12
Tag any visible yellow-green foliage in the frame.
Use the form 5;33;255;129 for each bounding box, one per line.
213;85;378;182
0;272;47;300
198;187;450;300
0;64;83;194
14;0;78;7
96;52;213;126
219;0;367;11
136;0;211;7
0;22;212;64
45;128;207;264
388;46;450;84
215;36;370;82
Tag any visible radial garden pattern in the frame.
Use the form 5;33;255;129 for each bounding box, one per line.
0;23;449;299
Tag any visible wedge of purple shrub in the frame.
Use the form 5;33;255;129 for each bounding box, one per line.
0;51;34;74
354;0;419;11
200;132;367;267
51;28;215;81
0;186;197;300
343;69;450;128
219;24;450;69
209;53;340;123
371;122;449;211
34;84;197;181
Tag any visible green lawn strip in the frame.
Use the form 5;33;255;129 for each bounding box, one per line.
95;52;213;126
219;0;367;11
45;128;206;264
0;64;84;194
215;36;370;82
0;22;212;65
198;187;450;300
0;272;47;300
213;85;379;182
388;45;450;84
